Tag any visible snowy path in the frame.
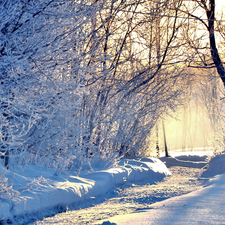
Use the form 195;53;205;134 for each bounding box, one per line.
31;163;209;224
98;173;225;225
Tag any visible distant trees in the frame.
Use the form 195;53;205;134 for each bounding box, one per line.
178;0;225;151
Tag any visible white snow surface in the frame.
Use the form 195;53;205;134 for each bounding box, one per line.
96;173;225;225
0;157;170;223
96;152;225;225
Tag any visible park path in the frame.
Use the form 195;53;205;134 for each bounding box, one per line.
32;156;209;225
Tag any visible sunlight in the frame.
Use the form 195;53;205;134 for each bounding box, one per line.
163;102;213;151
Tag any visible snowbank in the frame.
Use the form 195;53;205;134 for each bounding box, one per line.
0;158;170;223
160;156;208;168
202;152;225;177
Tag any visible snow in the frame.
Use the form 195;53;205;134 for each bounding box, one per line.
96;152;225;225
96;173;225;225
0;157;170;223
1;151;225;224
160;156;208;168
202;153;225;177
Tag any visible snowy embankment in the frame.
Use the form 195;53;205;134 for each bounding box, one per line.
202;153;225;177
0;158;170;222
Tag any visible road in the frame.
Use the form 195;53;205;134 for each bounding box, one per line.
31;156;209;225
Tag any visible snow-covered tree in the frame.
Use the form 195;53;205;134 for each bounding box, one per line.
77;0;188;158
0;0;196;171
0;0;100;170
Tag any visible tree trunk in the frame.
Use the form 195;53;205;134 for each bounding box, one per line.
207;0;225;87
162;121;169;157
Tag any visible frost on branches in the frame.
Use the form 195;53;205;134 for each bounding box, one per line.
0;0;186;172
0;0;94;171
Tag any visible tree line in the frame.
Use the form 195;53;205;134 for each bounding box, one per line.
0;0;224;172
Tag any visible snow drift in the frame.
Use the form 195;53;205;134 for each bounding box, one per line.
202;152;225;177
0;158;170;223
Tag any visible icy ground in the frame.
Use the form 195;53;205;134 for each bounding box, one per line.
1;151;224;225
97;175;225;225
96;152;225;225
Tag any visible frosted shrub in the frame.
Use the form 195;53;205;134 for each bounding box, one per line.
0;169;19;201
